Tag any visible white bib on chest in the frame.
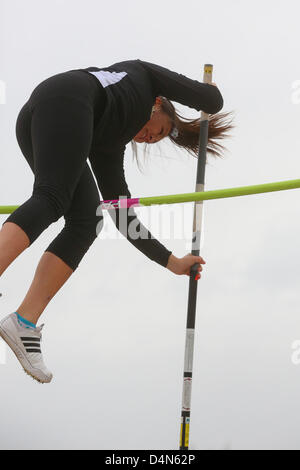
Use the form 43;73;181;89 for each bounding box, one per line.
88;70;127;88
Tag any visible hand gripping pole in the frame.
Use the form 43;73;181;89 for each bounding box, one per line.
179;64;213;450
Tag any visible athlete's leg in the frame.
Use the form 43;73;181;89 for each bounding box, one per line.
16;252;73;325
0;72;105;383
0;90;95;277
0;223;30;276
17;164;103;324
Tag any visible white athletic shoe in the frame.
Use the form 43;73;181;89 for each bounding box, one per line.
0;313;53;383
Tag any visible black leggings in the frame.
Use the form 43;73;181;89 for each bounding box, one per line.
4;70;106;270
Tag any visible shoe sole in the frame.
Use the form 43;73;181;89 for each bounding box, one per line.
0;325;52;384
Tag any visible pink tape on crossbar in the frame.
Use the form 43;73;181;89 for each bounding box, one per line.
99;198;140;210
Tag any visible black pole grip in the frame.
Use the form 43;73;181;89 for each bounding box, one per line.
190;263;200;281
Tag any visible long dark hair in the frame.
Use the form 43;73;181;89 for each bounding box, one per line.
131;96;235;171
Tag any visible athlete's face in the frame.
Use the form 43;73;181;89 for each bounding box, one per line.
133;107;172;144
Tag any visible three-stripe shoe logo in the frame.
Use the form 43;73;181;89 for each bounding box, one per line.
21;337;41;353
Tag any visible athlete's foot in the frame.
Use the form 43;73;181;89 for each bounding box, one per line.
0;312;53;383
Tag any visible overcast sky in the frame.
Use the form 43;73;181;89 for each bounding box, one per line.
0;0;300;450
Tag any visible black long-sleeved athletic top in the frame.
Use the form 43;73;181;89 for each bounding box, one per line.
77;60;224;268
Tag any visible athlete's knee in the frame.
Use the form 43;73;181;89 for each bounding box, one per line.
3;183;73;245
69;211;104;245
58;204;104;252
45;212;104;271
32;183;72;221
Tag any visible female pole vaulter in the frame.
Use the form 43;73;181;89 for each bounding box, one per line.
0;59;232;383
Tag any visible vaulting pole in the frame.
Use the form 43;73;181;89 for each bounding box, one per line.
179;64;213;450
1;180;300;214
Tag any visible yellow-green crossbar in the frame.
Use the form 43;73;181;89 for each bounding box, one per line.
0;179;299;214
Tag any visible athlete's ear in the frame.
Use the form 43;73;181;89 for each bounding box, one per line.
151;97;163;118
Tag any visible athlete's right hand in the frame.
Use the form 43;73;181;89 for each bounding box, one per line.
166;254;206;277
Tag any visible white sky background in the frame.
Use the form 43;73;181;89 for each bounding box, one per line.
0;0;300;450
